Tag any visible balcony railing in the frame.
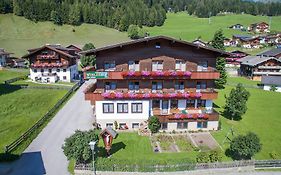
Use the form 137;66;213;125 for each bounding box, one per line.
31;62;69;68
37;55;58;60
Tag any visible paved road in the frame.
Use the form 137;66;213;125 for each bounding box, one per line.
3;82;94;175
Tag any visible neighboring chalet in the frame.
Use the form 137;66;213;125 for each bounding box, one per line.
261;75;281;92
239;55;281;81
226;50;249;66
66;44;82;55
192;39;207;47
248;22;269;33
229;24;244;30
0;48;13;67
257;48;281;59
232;34;261;49
22;44;79;83
83;36;228;131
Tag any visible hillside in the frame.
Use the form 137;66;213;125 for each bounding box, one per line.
146;13;281;43
0;14;130;57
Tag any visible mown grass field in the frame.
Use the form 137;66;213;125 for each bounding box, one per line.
146;12;281;45
212;77;281;160
0;14;130;57
0;69;67;155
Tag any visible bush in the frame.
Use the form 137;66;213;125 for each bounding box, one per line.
127;24;148;39
80;55;96;68
196;152;209;163
269;151;278;159
82;43;95;51
270;85;277;92
148;116;161;133
229;132;262;160
209;150;222;162
62;130;99;163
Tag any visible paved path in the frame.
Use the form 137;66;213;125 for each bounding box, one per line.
3;82;94;175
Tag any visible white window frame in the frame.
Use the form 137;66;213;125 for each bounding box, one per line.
131;103;142;113
128;61;140;71
152;61;163;71
117;103;128;113
103;103;114;113
175;60;186;71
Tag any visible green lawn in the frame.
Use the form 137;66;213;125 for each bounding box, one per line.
0;14;130;57
0;70;67;155
212;77;281;160
0;69;29;83
146;12;281;53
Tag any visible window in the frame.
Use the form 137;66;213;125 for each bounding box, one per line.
152;81;162;90
128;61;140;71
161;123;168;130
48;69;52;73
63;76;67;80
57;69;60;72
197;61;208;71
175;60;185;71
119;123;127;129
197;121;208;128
41;69;44;73
155;42;161;49
171;100;178;109
196;81;207;90
175;81;184;91
129;82;140;91
117;103;128;113
132;103;142;113
106;123;113;127
63;69;67;72
197;100;206;108
177;122;188;129
34;69;37;73
152;100;160;108
186;100;195;108
104;61;115;71
152;61;163;71
103;103;114;113
132;123;140;129
105;82;117;91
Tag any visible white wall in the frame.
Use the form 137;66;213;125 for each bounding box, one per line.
161;121;219;131
0;55;7;67
30;64;78;83
95;100;150;129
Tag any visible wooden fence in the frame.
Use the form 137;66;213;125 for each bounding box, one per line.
75;159;281;172
4;80;83;153
4;75;28;84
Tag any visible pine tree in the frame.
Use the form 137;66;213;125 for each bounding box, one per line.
51;10;62;25
224;83;250;120
215;57;227;89
211;29;225;51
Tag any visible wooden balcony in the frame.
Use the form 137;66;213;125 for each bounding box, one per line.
92;71;220;80
156;109;219;122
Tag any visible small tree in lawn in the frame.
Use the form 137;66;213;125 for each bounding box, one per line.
229;132;262;160
215;57;227;89
127;24;140;39
82;43;95;51
80;55;96;68
62;130;99;163
224;83;250;120
148;116;161;133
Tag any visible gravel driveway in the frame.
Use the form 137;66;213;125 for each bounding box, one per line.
3;81;94;175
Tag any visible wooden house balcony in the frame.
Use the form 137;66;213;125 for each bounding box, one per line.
155;109;219;123
37;54;59;60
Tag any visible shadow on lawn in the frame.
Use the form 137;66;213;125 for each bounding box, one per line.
0;84;22;96
98;142;126;158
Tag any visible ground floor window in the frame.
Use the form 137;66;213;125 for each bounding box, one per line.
197;121;208;129
119;123;128;129
132;103;142;113
161;123;168;130
103;103;114;113
106;123;113;127
132;123;139;129
117;103;128;113
177;122;188;129
63;76;67;80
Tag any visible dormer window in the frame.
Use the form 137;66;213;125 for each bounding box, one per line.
152;61;163;71
155;42;161;49
175;60;186;71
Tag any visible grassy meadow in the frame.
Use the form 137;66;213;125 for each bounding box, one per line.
0;14;130;57
146;12;281;43
212;77;281;160
0;69;67;155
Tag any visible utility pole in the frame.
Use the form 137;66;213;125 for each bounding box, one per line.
269;16;272;30
209;12;212;25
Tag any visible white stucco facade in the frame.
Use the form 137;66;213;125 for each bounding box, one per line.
95;99;218;131
30;64;78;83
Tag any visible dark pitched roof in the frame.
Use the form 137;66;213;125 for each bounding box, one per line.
261;76;281;86
257;48;281;57
230;50;249;55
81;36;229;57
239;55;281;66
22;45;75;58
100;127;118;138
66;44;82;51
0;48;13;55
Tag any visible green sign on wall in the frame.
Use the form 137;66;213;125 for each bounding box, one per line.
86;71;108;79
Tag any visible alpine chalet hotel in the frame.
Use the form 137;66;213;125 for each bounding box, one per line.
83;36;228;131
